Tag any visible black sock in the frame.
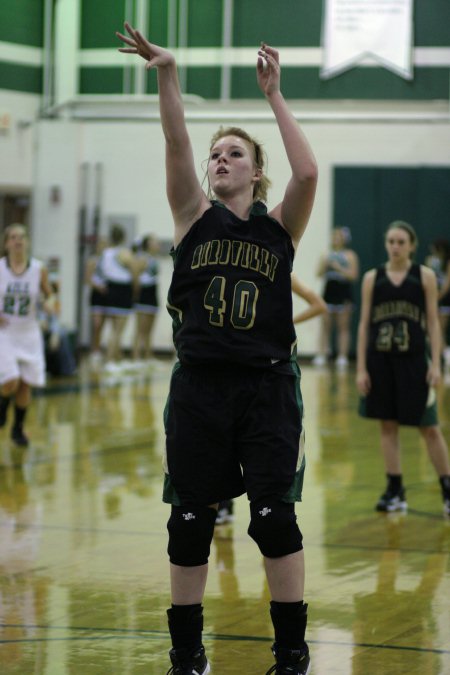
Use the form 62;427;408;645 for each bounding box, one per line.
167;603;203;651
270;601;307;650
387;474;403;493
13;405;27;431
0;396;11;425
439;475;450;497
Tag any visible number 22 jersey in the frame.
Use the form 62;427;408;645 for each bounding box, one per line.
0;256;43;325
167;201;297;368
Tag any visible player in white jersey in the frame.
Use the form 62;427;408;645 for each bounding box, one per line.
0;224;56;446
132;234;160;362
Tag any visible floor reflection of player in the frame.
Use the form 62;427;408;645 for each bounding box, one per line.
0;462;48;672
352;518;448;675
210;527;276;671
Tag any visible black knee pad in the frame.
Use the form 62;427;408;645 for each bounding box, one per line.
248;498;303;558
167;505;217;566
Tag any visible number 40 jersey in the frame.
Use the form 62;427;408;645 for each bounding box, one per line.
167;201;298;369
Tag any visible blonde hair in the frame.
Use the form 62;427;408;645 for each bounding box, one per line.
2;223;28;256
206;126;271;202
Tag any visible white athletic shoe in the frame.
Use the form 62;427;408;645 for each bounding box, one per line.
335;355;349;369
312;355;326;367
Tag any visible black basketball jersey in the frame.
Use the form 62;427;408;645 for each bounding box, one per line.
167;200;297;368
368;263;427;354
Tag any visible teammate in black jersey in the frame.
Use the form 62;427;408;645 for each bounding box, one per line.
356;221;450;515
117;22;318;675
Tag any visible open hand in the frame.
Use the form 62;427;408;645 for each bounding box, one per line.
256;44;281;97
116;21;174;69
356;370;371;396
426;364;441;388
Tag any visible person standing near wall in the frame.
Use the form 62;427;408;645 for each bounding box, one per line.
356;221;450;515
0;224;56;446
313;226;359;369
117;21;318;675
132;234;160;364
99;224;137;373
84;236;108;367
425;238;450;371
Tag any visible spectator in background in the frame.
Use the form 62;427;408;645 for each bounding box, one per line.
39;286;77;378
0;224;57;446
313;226;359;369
132;234;160;364
84;236;108;368
425;238;450;370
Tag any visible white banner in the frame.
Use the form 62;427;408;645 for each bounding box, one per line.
321;0;414;80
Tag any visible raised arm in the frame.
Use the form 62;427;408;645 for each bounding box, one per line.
258;45;318;248
116;23;209;243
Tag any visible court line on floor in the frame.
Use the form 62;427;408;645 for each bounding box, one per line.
0;518;447;555
0;624;449;656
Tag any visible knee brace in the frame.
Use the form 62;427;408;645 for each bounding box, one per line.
167;505;217;567
248;498;303;558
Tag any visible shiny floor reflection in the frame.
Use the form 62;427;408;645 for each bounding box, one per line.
0;359;449;674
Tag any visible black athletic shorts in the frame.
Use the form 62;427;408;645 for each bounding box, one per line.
90;288;108;313
323;279;353;306
134;285;159;313
359;350;438;427
163;361;305;507
105;281;133;315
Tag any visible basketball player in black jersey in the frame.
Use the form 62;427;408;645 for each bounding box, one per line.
117;22;318;675
356;221;450;515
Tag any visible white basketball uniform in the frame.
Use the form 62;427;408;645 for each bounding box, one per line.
0;257;46;386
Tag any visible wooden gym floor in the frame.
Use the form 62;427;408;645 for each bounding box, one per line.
1;357;449;674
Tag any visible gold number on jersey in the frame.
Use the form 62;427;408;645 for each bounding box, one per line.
376;320;410;352
231;281;259;330
204;276;227;326
204;276;259;329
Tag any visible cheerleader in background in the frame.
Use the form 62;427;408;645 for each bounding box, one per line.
313;226;359;369
84;236;108;367
100;224;138;373
132;234;160;364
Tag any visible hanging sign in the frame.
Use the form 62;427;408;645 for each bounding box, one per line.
321;0;414;80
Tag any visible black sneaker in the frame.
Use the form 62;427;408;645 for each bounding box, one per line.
375;488;407;512
266;643;311;674
215;499;234;525
443;497;450;517
0;403;8;428
166;645;210;674
11;427;29;447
